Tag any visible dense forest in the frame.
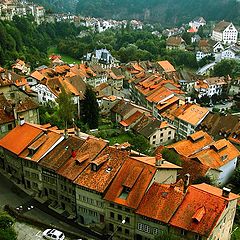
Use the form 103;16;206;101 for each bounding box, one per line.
0;16;80;67
34;0;240;26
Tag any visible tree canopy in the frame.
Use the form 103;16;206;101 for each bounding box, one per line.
0;211;17;240
80;85;99;129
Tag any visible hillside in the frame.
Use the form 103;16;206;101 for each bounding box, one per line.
34;0;240;26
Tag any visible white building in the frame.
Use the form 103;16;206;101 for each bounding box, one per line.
194;77;227;98
189;17;206;30
31;83;57;105
212;21;238;45
220;44;240;61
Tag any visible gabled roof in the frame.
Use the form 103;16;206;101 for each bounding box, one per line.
19;131;63;162
15;96;39;112
166;36;185;47
168;131;214;157
39;136;85;171
111;100;135;117
74;146;129;193
146;86;174;104
213;21;232;32
170;183;239;237
57;137;108;181
0;123;43;155
136;182;185;223
138;118;161;138
177;104;209;126
190;139;240;169
30;71;45;81
104;157;156;209
158;61;176;73
119;111;143;127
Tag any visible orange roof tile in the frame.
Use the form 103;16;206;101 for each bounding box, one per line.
191;139;240;169
57;137;108;181
136;182;185;223
104;157;156;209
170;184;239;237
168;131;214;157
0;123;43;155
146;86;174;103
177;104;209;126
158;61;176;73
74;146;128;193
119;111;143;127
19;131;62;162
31;71;45;81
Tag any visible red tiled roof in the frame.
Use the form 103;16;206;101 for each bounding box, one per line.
119;111;143;127
57;137;108;181
0;123;43;155
190;139;240;169
104;157;156;209
168;131;214;157
158;61;176;72
74;146;129;193
136;182;185;223
170;184;239;237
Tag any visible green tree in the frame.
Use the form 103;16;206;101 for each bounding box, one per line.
56;88;75;128
213;59;238;78
129;134;150;154
81;85;99;129
0;212;14;229
0;212;17;240
161;148;182;166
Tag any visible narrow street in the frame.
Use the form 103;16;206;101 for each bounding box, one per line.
0;172;100;240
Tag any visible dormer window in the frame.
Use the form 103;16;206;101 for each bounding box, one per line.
119;186;130;200
91;163;98;172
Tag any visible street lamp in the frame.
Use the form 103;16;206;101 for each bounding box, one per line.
108;219;126;240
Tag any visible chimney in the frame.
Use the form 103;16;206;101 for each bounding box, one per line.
184;173;190;193
19;116;25;126
64;129;69;139
222;187;231;198
155;153;163;166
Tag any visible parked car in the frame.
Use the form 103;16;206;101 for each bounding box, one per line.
42;229;65;240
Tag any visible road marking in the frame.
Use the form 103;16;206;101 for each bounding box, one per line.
35;231;42;237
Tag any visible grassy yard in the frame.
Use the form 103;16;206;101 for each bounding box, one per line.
47;46;81;64
108;133;133;146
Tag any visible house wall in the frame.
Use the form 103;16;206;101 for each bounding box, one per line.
208;199;238;240
218;157;238;186
149;126;175;147
105;202;135;240
76;186;105;225
17;108;39;125
58;176;76;215
169;227;207;240
31;84;57;105
222;25;238;45
22;159;42;195
0;121;15;139
134;215;168;240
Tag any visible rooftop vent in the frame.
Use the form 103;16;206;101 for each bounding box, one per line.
222;187;231;198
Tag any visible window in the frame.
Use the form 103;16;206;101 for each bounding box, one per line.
153;141;156;145
118;214;122;221
195;235;202;240
8;124;13;131
125;217;130;224
1;125;7;133
153;228;159;235
160;133;163;137
168;131;171;135
181;229;186;236
109;223;114;232
110;212;114;219
125;229;130;235
117;227;122;232
153;135;156;139
110;203;114;208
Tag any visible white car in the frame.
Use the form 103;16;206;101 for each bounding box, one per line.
42;229;65;240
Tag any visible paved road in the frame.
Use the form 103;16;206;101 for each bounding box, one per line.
15;222;72;240
0;172;99;240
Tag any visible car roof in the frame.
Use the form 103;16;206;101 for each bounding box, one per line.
50;229;64;237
